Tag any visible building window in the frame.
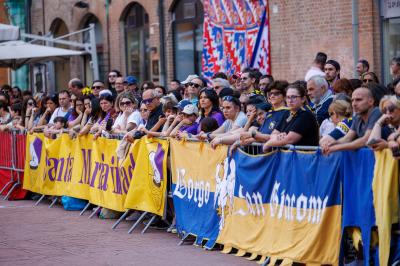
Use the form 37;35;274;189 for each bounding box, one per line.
124;3;150;83
172;0;203;81
82;15;104;85
383;17;400;84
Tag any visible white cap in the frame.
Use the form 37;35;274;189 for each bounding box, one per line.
181;74;199;85
99;89;113;97
182;104;198;115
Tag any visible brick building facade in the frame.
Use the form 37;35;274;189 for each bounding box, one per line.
3;0;400;91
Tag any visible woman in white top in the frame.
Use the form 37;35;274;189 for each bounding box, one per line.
112;92;141;134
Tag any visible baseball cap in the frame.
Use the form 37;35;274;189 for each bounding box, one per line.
174;99;191;110
124;76;137;85
181;74;199;85
182;104;198;115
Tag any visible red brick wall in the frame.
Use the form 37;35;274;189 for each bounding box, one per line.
268;0;381;82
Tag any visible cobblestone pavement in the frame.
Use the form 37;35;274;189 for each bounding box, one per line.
0;199;254;266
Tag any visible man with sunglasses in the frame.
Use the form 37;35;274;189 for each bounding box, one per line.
142;89;164;131
323;87;382;155
91;80;105;98
182;74;204;106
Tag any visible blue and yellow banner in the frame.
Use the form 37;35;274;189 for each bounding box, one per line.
124;136;169;217
170;139;228;249
216;149;342;265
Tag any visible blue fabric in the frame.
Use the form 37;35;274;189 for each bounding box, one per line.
61;196;87;211
340;149;376;266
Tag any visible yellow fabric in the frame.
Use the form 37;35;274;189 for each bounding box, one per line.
235;249;246;257
373;149;399;266
247;253;258;261
221;245;232;254
216;198;341;265
170;138;228;193
23;133;140;212
124;136;169;216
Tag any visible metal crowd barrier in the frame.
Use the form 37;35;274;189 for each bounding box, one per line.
0;129;27;200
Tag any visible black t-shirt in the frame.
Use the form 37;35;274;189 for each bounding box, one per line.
146;104;164;131
275;108;319;146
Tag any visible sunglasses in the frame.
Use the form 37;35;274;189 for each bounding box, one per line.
120;101;132;106
92;86;103;90
383;105;397;114
363;79;374;83
27;102;34;106
213;86;222;91
189;82;201;89
222;96;234;101
142;98;154;105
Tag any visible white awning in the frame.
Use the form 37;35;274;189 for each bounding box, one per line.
0;23;20;41
0;41;84;69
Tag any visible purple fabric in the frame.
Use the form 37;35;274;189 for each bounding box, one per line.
210;111;225;126
197;111;225;133
180;122;199;135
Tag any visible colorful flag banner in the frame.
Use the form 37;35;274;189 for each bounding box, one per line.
202;0;271;80
170;139;228;249
216;149;342;265
124;137;169;217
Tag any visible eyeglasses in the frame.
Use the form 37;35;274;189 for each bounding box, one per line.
119;101;132;106
142;98;154;105
140;108;148;112
383;105;397;114
92;86;103;90
286;95;301;101
267;91;282;97
189;82;201;89
363;79;374;83
120;101;132;106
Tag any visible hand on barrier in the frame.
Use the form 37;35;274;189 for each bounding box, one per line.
210;137;222;149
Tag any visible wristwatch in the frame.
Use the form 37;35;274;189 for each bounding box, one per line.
251;130;257;138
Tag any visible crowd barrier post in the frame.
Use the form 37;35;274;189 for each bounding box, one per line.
0;131;15;197
79;202;92;216
111;210;131;230
88;206;101;219
127;211;149;234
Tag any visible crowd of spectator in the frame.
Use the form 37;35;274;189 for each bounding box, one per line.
2;54;400;263
2;55;400;159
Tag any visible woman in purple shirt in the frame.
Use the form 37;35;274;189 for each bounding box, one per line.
197;88;224;133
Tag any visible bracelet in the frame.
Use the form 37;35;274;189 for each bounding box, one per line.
251;130;257;138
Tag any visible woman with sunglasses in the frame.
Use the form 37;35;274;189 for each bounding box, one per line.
367;95;400;152
112;92;140;133
263;84;319;151
198;88;224;132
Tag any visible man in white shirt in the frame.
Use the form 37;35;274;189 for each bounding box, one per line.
49;90;71;124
